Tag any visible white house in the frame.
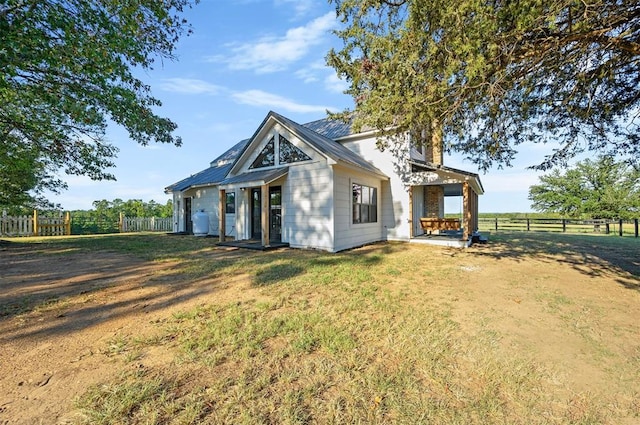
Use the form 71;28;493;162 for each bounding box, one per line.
165;111;483;252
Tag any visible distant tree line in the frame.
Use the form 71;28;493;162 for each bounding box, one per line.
529;157;640;219
70;199;173;234
2;198;173;234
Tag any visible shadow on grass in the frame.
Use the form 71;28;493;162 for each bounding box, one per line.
250;241;394;286
473;232;640;291
0;235;398;342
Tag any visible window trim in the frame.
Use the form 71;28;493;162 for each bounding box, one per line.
352;182;378;224
225;191;236;214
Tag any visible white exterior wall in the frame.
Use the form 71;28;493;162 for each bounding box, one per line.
333;165;385;252
341;135;413;241
283;162;334;251
225;121;336;249
182;186;225;236
171;192;181;232
412;187;425;236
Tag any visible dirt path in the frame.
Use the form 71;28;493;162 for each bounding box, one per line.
0;243;251;425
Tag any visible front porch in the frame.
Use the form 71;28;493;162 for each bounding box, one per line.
407;160;484;247
218;238;290;251
411;230;472;248
218;167;288;249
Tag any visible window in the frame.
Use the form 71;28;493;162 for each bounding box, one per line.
249;137;275;169
225;192;235;214
279;134;311;164
352;183;377;224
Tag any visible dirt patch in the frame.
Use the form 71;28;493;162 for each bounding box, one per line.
0;243;253;424
0;237;639;424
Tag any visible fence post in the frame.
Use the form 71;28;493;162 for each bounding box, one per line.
33;210;38;236
619;219;623;237
494;218;498;231
526;218;530;231
562;219;566;232
119;212;124;232
635;219;638;238
64;211;71;235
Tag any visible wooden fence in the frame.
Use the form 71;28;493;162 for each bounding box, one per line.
478;217;639;237
1;211;71;237
119;214;173;233
1;211;172;237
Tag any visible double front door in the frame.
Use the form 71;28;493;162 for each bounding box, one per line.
251;186;281;242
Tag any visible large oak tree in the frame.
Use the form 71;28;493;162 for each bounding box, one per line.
327;0;639;171
528;156;640;219
0;0;194;209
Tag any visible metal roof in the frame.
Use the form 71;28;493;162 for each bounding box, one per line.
302;116;354;139
167;112;389;193
219;167;289;186
272;112;387;177
164;139;250;192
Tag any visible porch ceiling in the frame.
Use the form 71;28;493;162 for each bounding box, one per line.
408;160;484;195
443;184;463;197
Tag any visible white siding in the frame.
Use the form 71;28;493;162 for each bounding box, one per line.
341;135;413;241
171;192;181;233
183;186;225;236
282;162;335;251
412;187;425;236
332;165;385;252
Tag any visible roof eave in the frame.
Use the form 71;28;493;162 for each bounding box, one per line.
409;160;484;194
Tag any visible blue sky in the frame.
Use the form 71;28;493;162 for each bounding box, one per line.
50;0;551;213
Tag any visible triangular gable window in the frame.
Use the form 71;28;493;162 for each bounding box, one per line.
279;135;311;164
249;136;275;169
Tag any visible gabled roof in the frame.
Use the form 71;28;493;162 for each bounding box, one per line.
166;111;388;193
268;112;387;178
164;138;250;193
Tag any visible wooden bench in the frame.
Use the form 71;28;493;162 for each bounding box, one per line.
419;218;460;233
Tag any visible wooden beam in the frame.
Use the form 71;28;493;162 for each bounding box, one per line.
219;189;226;242
261;185;269;247
462;182;471;240
408;186;414;238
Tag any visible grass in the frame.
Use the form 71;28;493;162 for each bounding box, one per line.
4;233;639;423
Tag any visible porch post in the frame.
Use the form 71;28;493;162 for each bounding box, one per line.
408;186;414;239
474;190;479;233
261;184;270;247
462;182;471;240
219;189;226;242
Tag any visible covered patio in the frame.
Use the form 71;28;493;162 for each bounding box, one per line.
407;160;483;247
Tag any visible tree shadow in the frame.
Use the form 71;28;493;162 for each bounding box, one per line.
0;237;398;343
0;239;257;342
470;232;640;291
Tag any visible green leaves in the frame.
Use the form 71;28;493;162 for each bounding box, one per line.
528;156;640;219
0;0;194;209
328;0;640;171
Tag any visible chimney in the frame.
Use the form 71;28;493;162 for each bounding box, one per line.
426;121;443;166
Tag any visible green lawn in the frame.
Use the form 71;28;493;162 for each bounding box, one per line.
3;232;639;424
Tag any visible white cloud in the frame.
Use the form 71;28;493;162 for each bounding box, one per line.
324;73;349;94
275;0;316;19
159;78;223;95
294;60;326;83
232;89;335;114
212;12;338;73
294;60;349;94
